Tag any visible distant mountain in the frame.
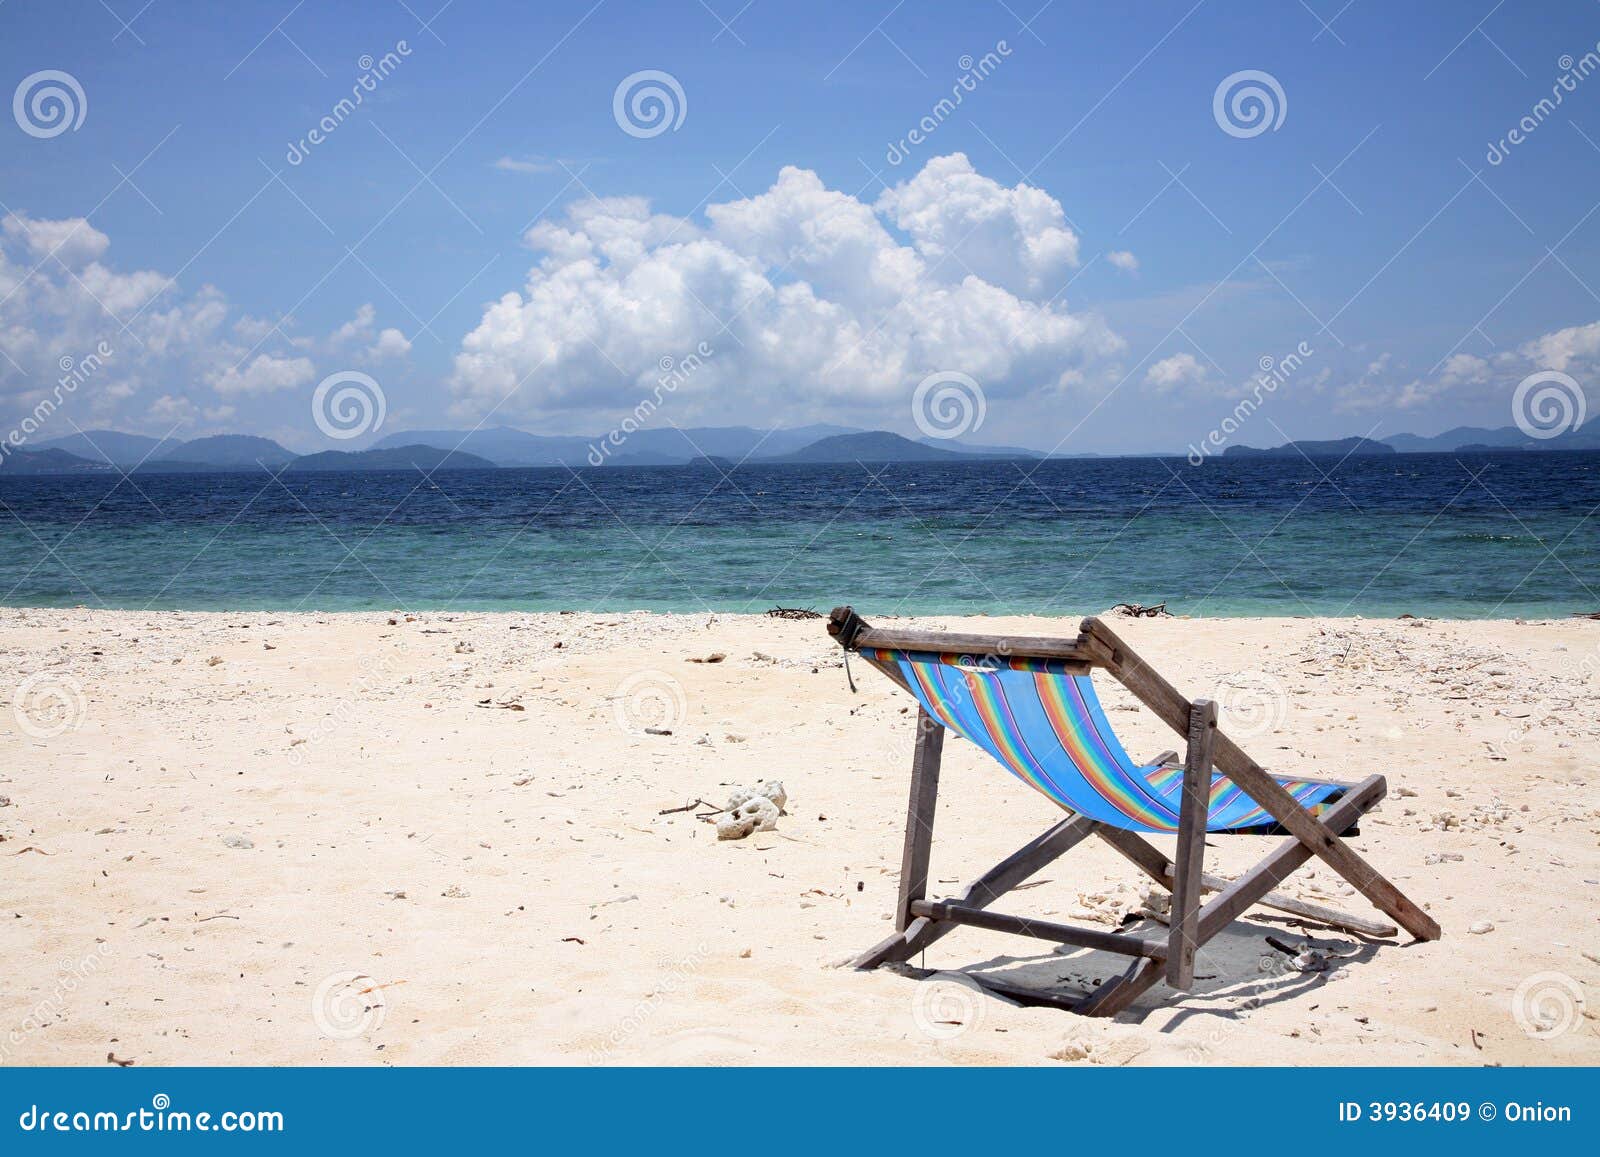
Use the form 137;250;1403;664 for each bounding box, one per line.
599;449;691;467
284;445;497;472
1225;436;1397;458
33;429;182;464
370;426;591;467
766;430;971;463
1383;421;1600;453
0;447;111;474
129;458;246;474
372;423;865;467
160;434;295;468
1383;426;1530;453
917;435;1042;458
685;454;735;470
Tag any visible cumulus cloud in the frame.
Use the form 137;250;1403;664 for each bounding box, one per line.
2;214;111;266
1518;320;1600;371
366;327;412;360
1106;250;1138;273
874;154;1080;295
1145;352;1207;391
1437;353;1491;386
327;303;411;361
1334;320;1600;414
0;214;403;437
209;353;316;396
331;303;379;346
449;154;1121;427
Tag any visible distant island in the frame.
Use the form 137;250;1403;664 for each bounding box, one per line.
2;416;1597;477
284;445;498;472
1224;436;1397;458
764;431;970;463
0;437;499;476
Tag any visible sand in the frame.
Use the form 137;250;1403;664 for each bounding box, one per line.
2;607;1597;1066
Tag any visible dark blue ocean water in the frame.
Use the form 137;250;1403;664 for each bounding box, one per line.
1;452;1596;617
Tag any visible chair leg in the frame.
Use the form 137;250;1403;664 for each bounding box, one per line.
1167;699;1216;989
1078;957;1163;1018
854;813;1100;968
894;708;944;932
1079;616;1440;941
1094;824;1398;938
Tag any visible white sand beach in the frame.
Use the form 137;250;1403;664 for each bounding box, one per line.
2;608;1597;1066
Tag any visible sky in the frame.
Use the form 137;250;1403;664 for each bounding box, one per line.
2;0;1599;455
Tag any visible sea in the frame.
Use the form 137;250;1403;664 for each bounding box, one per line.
1;451;1596;618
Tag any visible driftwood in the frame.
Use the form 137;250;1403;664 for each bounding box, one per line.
1111;602;1171;618
1570;610;1600;620
657;799;709;816
767;606;823;620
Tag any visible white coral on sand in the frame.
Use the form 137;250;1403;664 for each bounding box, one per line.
716;781;787;840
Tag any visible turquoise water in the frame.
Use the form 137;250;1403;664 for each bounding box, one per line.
1;453;1597;617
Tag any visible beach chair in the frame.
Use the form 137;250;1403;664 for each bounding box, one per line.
827;606;1440;1016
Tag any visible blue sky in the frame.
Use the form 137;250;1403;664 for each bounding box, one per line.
2;0;1599;454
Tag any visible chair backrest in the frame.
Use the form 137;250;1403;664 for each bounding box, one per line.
867;648;1182;830
866;646;1345;834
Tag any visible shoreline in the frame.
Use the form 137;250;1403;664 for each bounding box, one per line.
2;605;1597;622
3;608;1597;1065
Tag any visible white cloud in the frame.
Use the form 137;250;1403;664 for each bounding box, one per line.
0;214;406;438
493;155;569;175
874;153;1080;295
1518;320;1600;371
331;303;378;345
1106;250;1138;273
449;155;1120;426
1144;352;1206;391
1334;320;1600;414
366;327;411;360
209;353;316;396
2;214;111;266
1438;353;1490;386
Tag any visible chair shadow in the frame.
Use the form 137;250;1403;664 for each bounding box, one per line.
938;911;1397;1025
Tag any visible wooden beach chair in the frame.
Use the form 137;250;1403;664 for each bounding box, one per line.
827;606;1440;1016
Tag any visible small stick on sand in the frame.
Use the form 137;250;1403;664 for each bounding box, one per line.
658;799;709;815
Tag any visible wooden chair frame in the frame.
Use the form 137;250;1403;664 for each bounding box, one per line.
828;606;1441;1017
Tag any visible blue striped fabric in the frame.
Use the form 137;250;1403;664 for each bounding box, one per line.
874;648;1346;834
